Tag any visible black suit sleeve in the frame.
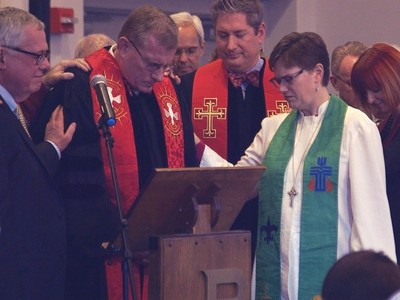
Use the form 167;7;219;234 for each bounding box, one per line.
172;75;198;167
178;70;196;112
35;141;60;177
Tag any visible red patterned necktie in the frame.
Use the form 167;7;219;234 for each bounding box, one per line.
228;70;260;88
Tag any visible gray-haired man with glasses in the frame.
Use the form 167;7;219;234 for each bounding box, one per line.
330;41;368;108
170;11;206;76
0;6;76;300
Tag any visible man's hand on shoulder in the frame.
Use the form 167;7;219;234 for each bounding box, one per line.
167;70;181;85
43;58;91;90
44;105;76;153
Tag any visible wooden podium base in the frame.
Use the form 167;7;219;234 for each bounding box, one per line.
116;167;265;299
148;230;251;300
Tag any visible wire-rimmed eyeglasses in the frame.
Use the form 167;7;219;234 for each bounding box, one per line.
270;69;305;88
2;45;50;65
127;38;171;73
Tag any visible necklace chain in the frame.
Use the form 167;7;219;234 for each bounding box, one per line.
288;113;323;207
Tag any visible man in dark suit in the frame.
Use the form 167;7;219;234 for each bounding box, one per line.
0;7;76;299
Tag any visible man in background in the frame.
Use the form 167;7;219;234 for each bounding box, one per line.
74;33;115;59
330;40;368;108
170;11;205;76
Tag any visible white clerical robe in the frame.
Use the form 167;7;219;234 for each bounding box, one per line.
200;101;396;299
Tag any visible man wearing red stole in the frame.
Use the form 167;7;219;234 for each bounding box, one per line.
31;5;197;300
179;0;288;259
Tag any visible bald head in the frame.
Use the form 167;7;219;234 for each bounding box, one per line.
74;33;115;58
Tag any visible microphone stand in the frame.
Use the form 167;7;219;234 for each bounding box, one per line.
98;115;138;300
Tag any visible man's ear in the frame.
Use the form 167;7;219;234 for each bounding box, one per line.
116;37;130;55
330;75;339;91
257;22;266;45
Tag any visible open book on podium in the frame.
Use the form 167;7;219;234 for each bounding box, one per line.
117;166;266;300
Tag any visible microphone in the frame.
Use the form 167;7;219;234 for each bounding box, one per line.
90;74;116;126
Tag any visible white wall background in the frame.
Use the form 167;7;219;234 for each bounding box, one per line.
83;0;400;64
0;0;28;8
264;0;400;57
84;0;216;63
50;0;84;64
1;1;400;66
0;0;83;65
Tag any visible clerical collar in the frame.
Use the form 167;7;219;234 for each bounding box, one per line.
298;100;329;118
109;44;117;57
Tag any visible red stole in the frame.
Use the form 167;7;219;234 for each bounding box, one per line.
86;48;185;300
152;81;186;168
86;49;139;214
192;58;288;159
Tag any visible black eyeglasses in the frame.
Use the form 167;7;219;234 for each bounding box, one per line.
270;69;305;88
332;73;351;86
2;45;50;65
127;38;171;73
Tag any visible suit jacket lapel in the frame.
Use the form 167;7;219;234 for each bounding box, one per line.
0;97;55;177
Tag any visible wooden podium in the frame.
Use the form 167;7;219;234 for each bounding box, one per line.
122;166;265;300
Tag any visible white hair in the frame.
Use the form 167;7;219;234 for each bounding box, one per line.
170;11;205;44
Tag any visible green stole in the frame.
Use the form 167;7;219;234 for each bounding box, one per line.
256;96;347;299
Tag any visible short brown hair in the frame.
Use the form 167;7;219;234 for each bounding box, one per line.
269;32;330;86
211;0;264;34
118;5;178;50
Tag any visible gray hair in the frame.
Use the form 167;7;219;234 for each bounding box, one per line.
74;33;115;58
0;7;44;47
170;11;205;44
211;0;264;34
331;41;368;74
